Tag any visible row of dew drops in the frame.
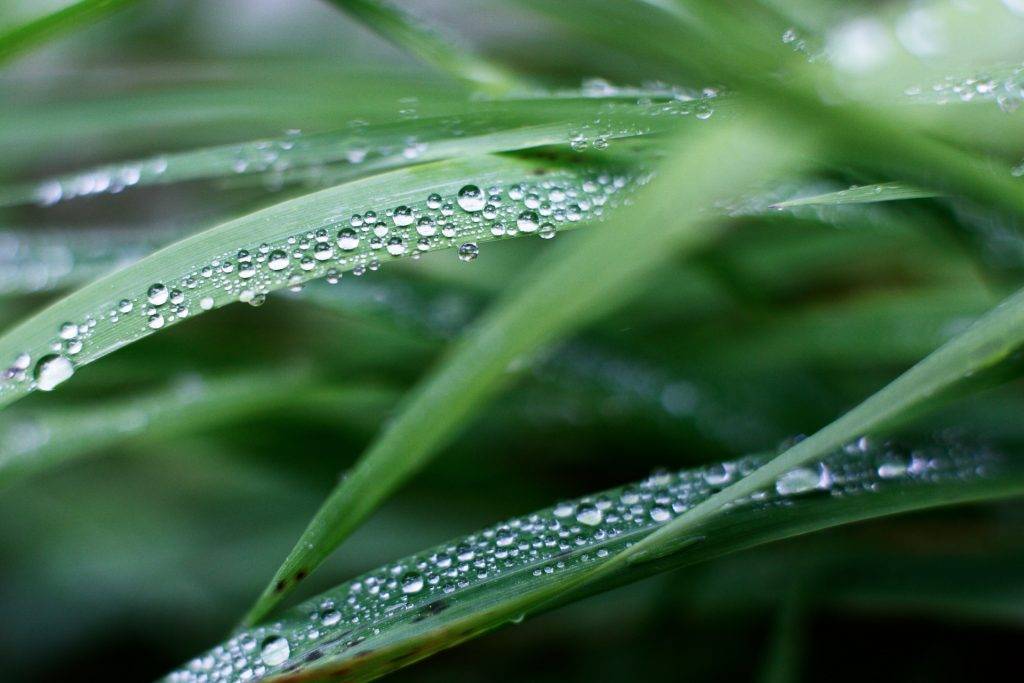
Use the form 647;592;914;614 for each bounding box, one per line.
2;169;641;400
28;82;718;209
165;435;997;683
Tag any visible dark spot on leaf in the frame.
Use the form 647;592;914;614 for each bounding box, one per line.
306;650;323;662
274;579;287;593
296;569;308;581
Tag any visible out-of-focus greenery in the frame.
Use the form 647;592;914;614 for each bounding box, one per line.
3;1;1024;681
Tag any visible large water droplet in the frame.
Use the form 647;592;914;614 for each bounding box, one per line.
401;571;424;594
456;185;486;212
337;228;360;251
147;283;169;306
260;636;290;666
34;354;74;391
575;503;603;526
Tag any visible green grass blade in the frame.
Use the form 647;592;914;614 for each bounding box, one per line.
163;437;1024;682
0;95;693;208
0;0;138;65
239;116;806;626
324;0;526;93
0;155;637;409
771;182;940;209
608;283;1024;570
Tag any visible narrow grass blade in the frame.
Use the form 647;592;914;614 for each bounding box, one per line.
608;283;1024;571
0;96;689;208
240;117;807;626
164;437;1024;682
324;0;525;93
0;155;638;410
771;182;939;209
0;0;138;65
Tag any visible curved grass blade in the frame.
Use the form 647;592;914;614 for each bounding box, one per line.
240;117;806;626
164;437;1024;682
325;0;525;93
604;283;1024;573
0;155;639;409
770;182;939;209
0;0;138;65
0;95;695;208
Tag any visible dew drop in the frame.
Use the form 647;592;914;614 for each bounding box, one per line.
575;503;603;526
401;572;424;594
147;283;169;306
456;185;486;212
337;228;360;250
260;636;290;666
517;210;539;233
268;250;290;271
457;242;479;262
392;206;414;227
34;354;74;391
386;237;407;256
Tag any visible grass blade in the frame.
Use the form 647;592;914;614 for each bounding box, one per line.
164;437;1024;682
324;0;526;93
0;155;637;409
771;182;939;209
0;0;138;65
240;116;806;626
0;96;690;208
608;283;1024;571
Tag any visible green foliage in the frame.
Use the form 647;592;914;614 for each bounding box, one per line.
3;1;1024;681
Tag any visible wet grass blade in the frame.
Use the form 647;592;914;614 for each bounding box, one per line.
771;182;940;209
0;0;138;65
0;96;690;208
0;154;637;409
325;0;526;93
239;117;806;626
607;283;1024;571
164;437;1024;682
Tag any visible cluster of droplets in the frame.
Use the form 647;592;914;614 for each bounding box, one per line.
904;65;1024;113
2;170;638;401
163;435;998;683
33;157;167;207
24;82;719;209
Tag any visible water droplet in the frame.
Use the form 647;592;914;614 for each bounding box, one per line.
401;572;424;594
260;636;290;666
34;355;74;391
268;250;290;271
575;503;603;526
386;237;407;256
147;283;169;306
456;185;486;212
392;206;414;227
457;242;479;262
337;228;360;250
775;465;829;495
517;210;539;233
58;322;78;340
